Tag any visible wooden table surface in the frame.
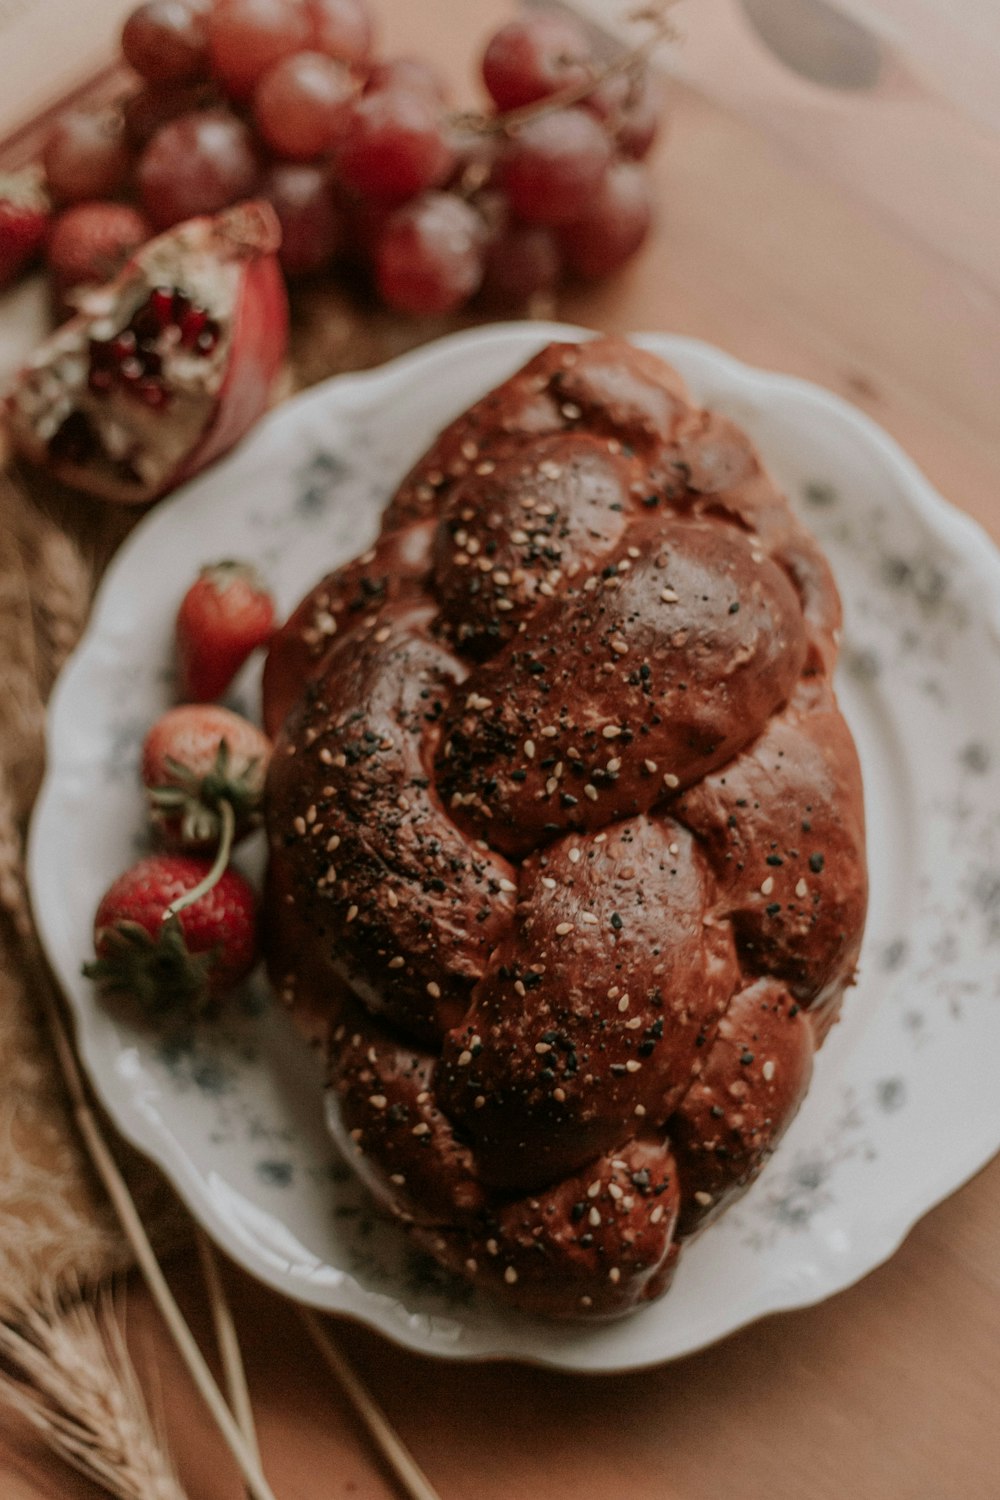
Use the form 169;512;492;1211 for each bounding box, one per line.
4;2;1000;1497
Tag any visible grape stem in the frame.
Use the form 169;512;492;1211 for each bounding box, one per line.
165;797;236;920
452;0;682;137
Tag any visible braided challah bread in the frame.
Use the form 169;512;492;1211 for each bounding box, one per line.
262;336;867;1319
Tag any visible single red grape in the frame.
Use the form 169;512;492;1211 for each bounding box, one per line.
306;0;373;65
481;217;560;306
122;0;210;86
122;83;216;149
254;51;354;159
375;192;483;315
364;56;448;105
259;161;341;274
208;0;311;102
338;89;455;202
137;110;259;228
560;159;651;278
43;111;131;203
498;108;612;225
47;201;153;302
482;9;592;111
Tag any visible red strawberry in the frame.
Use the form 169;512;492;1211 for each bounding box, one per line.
46;200;152;308
142;703;271;851
176;560;276;702
83;852;257;1013
0;168;51;287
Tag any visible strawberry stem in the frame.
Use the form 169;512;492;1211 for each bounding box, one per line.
165;797;235;920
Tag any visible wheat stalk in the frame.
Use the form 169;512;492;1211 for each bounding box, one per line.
299;1310;442;1500
0;1285;187;1500
0;778;279;1500
0;700;439;1499
0;411;445;1499
26;933;280;1500
195;1229;260;1466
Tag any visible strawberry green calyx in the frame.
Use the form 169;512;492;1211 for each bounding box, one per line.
83;808;255;1016
148;736;265;848
83;915;215;1015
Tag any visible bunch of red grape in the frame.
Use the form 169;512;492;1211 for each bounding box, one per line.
34;0;663;316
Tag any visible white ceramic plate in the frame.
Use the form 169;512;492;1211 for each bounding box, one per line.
28;323;1000;1372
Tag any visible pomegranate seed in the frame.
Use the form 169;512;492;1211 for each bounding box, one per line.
111;331;137;361
121;355;144;382
137;379;168;407
130;302;160;340
180;305;208;346
195;320;220;354
150;286;175;325
88;368;114;394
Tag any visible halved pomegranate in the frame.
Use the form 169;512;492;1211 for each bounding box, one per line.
6;200;288;505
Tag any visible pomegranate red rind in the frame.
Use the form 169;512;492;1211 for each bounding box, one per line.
173;203;288;490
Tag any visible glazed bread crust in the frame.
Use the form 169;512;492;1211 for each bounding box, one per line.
263;337;867;1318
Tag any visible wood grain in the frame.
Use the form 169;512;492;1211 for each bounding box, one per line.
2;0;999;1495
